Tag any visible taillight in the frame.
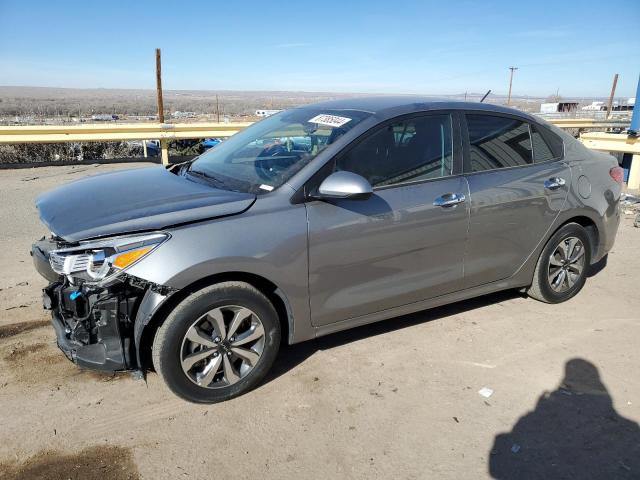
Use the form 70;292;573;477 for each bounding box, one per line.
610;166;624;184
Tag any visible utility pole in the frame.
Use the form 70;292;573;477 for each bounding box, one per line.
216;94;220;123
155;48;165;123
155;48;168;165
606;73;619;119
507;66;518;105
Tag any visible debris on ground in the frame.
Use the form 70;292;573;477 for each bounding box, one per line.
478;387;494;398
621;193;640;205
620;194;640;227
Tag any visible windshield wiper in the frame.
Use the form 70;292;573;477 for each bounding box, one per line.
186;168;227;188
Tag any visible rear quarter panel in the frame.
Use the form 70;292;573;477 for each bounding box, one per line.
560;137;621;261
493;133;621;287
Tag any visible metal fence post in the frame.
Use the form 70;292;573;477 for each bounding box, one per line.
627;75;640;189
629;75;640;137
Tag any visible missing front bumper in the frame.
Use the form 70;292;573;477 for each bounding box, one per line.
43;281;140;372
34;236;175;374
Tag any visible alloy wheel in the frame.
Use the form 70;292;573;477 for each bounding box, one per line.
548;236;586;293
180;305;266;389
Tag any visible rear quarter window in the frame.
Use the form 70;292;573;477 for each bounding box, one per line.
466;114;533;172
531;124;563;162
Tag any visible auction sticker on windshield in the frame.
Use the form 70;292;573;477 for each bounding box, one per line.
308;114;352;128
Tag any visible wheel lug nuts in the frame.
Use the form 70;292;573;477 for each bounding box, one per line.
230;336;236;342
227;351;232;356
213;352;219;357
214;337;221;343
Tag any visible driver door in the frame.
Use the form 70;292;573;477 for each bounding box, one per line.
305;112;470;326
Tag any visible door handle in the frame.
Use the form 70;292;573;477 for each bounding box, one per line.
433;193;466;207
544;177;566;190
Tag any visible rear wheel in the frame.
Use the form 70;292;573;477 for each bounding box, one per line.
152;281;281;403
528;223;592;303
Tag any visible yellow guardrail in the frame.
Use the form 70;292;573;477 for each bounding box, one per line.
0;122;252;164
0;119;636;176
0;117;625;146
0;122;252;141
579;132;640;154
547;118;630;129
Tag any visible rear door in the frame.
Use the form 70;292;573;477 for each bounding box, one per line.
306;112;470;326
462;113;570;288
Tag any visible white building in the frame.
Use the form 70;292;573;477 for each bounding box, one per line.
581;101;606;111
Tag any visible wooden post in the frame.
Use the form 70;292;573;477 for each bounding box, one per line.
507;66;518;105
156;48;164;124
155;48;168;165
606;73;619;120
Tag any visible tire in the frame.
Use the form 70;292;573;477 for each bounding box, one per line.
152;281;281;403
527;223;592;303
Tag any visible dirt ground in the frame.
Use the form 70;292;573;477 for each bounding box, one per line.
0;163;638;479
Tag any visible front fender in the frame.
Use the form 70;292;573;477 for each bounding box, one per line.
126;197;314;347
133;288;174;369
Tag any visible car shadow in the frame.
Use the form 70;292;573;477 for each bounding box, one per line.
488;358;640;479
587;253;608;278
265;289;523;385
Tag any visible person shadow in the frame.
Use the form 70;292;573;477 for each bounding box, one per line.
489;358;640;479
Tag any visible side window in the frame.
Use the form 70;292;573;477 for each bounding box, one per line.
466;114;533;172
336;114;453;188
531;124;563;162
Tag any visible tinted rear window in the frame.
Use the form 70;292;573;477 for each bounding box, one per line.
531;124;563;162
466;114;533;172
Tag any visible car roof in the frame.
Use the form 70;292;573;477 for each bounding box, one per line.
297;95;537;122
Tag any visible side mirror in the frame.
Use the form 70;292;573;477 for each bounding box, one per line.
315;171;373;200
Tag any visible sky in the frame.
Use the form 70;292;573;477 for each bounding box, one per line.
1;0;639;98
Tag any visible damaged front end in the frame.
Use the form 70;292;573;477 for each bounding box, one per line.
32;233;173;372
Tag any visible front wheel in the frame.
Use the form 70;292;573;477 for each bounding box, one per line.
152;281;281;403
527;223;592;303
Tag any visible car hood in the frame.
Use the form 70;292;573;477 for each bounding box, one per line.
36;166;256;242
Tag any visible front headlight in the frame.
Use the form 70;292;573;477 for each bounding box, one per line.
49;232;168;284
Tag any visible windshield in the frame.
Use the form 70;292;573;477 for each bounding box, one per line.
187;108;372;194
